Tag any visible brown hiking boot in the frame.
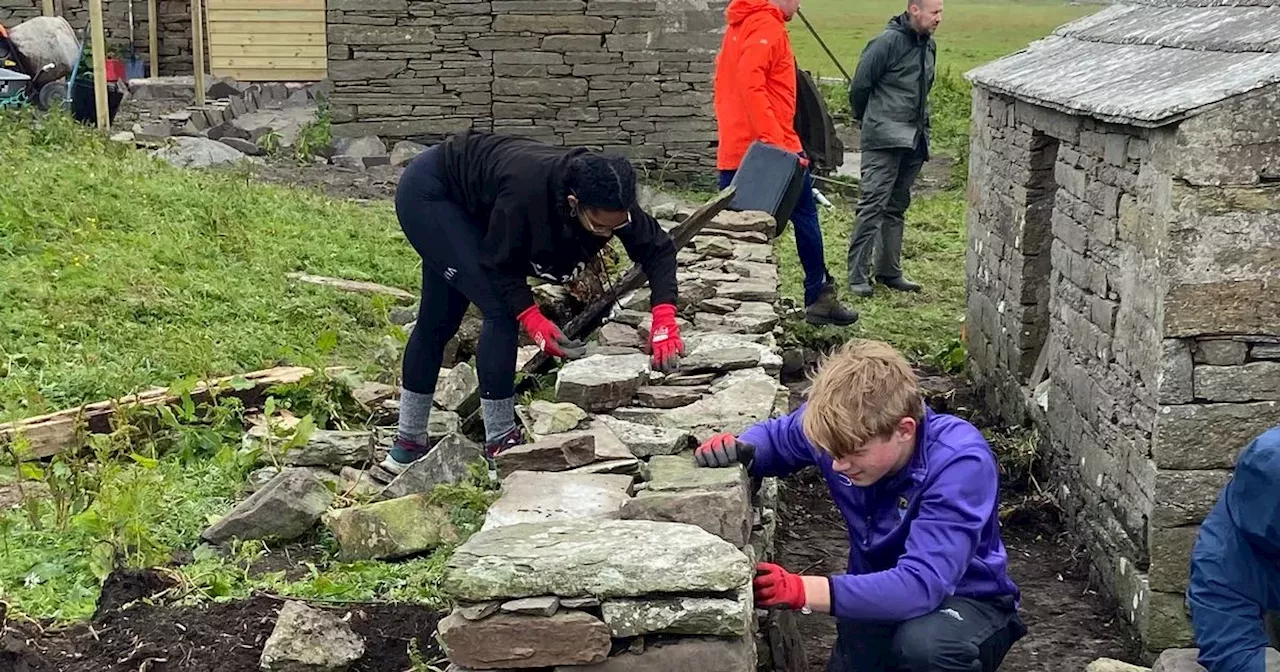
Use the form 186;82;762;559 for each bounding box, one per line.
805;284;859;326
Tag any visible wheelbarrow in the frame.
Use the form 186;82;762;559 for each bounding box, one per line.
0;17;83;111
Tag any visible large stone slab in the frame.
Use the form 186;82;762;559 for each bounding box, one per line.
1194;362;1280;402
377;433;485;500
554;634;757;671
635;386;704;408
555;353;651;412
647;454;749;493
596;415;694;457
708;210;775;234
1153;400;1280;469
495;434;597;478
445;519;753;601
438;610;611;669
324;493;459;560
202;468;334;544
1086;659;1150;672
601;587;751;637
684;333;782;374
260;601;365;672
659;377;779;441
481;471;634;531
622;486;751;547
279;429;374;467
551;419;635;461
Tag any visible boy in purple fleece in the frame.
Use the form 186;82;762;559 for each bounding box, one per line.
695;339;1025;671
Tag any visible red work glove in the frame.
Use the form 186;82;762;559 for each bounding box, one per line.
517;305;585;359
754;562;807;610
649;303;684;373
694;433;755;468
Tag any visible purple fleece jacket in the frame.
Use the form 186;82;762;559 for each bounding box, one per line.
739;404;1020;622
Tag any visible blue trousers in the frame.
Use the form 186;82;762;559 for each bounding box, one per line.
718;168;829;306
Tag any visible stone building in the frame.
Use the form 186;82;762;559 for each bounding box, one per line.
325;0;727;180
963;0;1280;658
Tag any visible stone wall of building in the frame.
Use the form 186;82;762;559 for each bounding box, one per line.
325;0;725;182
0;0;205;76
967;81;1280;658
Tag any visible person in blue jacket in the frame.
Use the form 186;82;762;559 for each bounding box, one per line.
1188;425;1280;672
695;338;1025;671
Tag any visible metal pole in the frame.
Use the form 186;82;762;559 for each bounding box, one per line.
795;8;852;83
89;0;109;129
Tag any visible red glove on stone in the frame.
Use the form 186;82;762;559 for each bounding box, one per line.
649;303;684;373
518;305;585;359
694;433;755;468
754;562;808;610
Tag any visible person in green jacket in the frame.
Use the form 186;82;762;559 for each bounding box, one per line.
845;0;941;298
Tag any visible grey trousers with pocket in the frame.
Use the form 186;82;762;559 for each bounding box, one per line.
847;146;926;286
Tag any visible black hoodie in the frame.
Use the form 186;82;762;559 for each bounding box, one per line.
849;13;936;155
436;130;678;318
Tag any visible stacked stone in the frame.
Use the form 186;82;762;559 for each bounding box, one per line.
438;209;796;670
0;0;40;30
967;82;1280;657
326;0;725;182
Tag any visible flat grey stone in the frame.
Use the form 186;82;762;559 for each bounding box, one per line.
699;297;741;314
495;433;597;478
457;601;500;620
502;596;560;616
152;136;246;169
551;633;756;671
646;454;748;493
445;519;753;602
202;468;333;544
481;471;634;531
636;386;704;408
439;610;611;669
561;596;601;609
435;363;479;412
658;377;779;441
599;322;643;349
601;587;751;637
709;210;775;234
695;236;735;259
390;140;426;166
333;134;386;159
377;433;485;500
663;372;718;386
596;415;694;458
279;429;374;467
260;601;365;672
555;353;651;412
622;486;751;547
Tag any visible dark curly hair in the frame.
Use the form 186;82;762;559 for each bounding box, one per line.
564;152;638;212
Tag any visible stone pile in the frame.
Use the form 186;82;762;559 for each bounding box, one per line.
436;209;799;670
325;0;725;181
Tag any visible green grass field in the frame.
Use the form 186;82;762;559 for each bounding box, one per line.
0;112;416;422
788;0;1098;80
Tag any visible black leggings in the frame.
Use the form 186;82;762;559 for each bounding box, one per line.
395;146;518;401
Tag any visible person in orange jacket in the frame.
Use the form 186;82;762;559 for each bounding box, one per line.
713;0;859;327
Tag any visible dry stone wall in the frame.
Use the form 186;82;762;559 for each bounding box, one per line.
1;0;205;76
325;0;725;182
437;209;799;671
967;82;1280;658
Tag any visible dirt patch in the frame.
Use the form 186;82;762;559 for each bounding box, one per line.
94;569;178;619
251;160;404;202
1;595;444;672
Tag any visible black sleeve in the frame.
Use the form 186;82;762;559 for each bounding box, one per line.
850;33;893;122
616;207;678;309
479;189;537;318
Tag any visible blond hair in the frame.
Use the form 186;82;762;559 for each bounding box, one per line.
801;339;925;458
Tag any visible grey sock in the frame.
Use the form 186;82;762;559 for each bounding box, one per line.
398;388;434;446
481;397;517;444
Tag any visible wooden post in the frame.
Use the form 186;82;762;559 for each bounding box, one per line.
88;0;109;130
41;0;54;16
148;0;159;77
191;0;204;105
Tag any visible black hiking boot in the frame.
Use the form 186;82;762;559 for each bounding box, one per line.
876;275;922;293
805;284;859;326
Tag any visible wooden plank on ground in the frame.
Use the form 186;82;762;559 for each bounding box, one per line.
0;366;317;459
285;273;416;303
458;186;738;436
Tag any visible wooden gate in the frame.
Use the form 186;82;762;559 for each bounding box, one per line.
205;0;327;82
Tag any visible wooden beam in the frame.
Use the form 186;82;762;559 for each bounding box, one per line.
0;366;322;460
458;186;738;436
285;272;416;304
192;0;205;105
88;0;108;129
148;0;159;77
41;0;54;16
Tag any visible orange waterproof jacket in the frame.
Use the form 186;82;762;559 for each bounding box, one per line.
713;0;803;170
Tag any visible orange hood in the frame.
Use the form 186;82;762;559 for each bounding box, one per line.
726;0;783;26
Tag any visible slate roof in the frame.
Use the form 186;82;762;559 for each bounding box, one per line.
964;0;1280;127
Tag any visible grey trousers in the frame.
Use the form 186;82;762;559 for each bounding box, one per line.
847;147;926;286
